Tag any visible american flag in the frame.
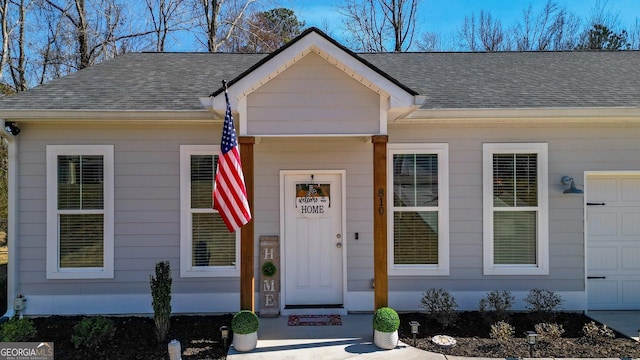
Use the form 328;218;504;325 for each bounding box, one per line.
213;87;251;232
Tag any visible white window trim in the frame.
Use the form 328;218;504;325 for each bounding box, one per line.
387;143;450;276
482;143;549;275
46;145;114;279
179;145;240;278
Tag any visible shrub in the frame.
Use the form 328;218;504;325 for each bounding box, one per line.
231;310;259;335
372;307;400;333
525;289;564;323
150;260;172;343
524;289;563;313
489;321;514;344
0;318;37;341
420;288;458;328
534;322;565;341
479;290;514;322
582;321;615;343
71;316;115;349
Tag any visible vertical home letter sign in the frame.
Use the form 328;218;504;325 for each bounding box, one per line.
259;236;280;317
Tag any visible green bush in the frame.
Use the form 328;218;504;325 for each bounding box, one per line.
150;260;172;343
71;316;115;349
231;310;259;335
0;318;37;341
489;320;514;344
420;288;458;328
372;307;400;333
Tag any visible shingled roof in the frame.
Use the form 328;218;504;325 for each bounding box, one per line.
0;32;639;113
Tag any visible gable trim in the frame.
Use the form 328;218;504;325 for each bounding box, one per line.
206;28;417;116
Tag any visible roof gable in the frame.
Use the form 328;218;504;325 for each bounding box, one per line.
204;28;418;113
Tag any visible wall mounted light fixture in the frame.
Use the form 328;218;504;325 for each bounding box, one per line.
4;121;20;136
561;176;583;194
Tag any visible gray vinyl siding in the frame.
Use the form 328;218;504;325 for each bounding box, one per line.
17;119;640;302
17;122;243;296
246;52;380;136
387;122;640;293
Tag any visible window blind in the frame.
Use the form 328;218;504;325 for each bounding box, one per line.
493;154;537;207
492;153;538;264
57;155;104;268
392;152;439;265
394;211;438;264
393;154;438;207
192;213;236;266
190;154;235;267
493;211;537;264
58;155;104;210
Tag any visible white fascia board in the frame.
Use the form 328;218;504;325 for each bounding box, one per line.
398;106;640;123
0;109;219;122
211;32;416;111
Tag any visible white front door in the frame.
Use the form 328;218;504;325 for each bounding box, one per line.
282;171;344;307
587;174;640;310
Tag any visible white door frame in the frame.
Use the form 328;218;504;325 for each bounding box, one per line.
279;170;347;314
584;170;640;311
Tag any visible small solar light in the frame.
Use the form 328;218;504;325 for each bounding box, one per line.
220;325;229;348
525;331;538;357
409;321;421;346
168;339;181;360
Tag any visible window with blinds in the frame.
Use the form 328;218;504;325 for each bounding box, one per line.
492;153;538;264
189;153;236;268
483;143;548;275
47;145;114;279
392;153;439;265
57;155;104;268
388;144;451;276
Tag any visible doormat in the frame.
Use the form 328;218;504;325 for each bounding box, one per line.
287;314;342;326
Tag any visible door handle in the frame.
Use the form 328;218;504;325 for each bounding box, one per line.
587;276;606;279
336;242;342;248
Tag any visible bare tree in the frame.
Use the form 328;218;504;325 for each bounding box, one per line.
479;11;505;51
0;0;8;82
338;0;421;52
192;0;259;52
42;0;154;70
460;10;506;51
8;0;27;91
415;31;440;51
511;1;581;51
630;18;640;50
144;0;190;52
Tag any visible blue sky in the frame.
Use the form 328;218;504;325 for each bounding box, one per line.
283;0;640;45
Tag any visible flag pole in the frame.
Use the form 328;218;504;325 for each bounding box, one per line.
213;78;251;232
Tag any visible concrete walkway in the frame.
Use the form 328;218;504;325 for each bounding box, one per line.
226;314;440;360
586;311;640;341
227;312;640;359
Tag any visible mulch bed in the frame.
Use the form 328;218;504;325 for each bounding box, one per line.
32;315;233;360
398;311;640;358
26;311;640;359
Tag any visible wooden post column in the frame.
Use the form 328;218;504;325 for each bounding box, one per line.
372;135;388;310
239;136;255;311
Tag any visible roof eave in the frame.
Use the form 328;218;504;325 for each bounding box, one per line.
397;106;640;123
0;109;221;122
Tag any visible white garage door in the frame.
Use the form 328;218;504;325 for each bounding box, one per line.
586;174;640;310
